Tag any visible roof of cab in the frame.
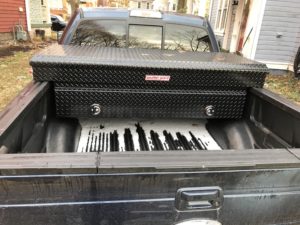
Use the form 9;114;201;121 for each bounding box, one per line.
79;8;207;27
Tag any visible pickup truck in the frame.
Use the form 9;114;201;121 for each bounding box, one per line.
0;8;300;225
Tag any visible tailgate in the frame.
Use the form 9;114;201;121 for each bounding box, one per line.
1;150;300;225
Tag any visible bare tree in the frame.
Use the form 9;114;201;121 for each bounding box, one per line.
68;0;80;14
177;0;187;12
71;20;126;47
166;29;210;52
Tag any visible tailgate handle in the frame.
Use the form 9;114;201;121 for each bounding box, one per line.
175;187;223;211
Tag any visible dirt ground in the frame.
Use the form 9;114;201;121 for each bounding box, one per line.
0;43;299;112
265;73;300;105
0;42;50;111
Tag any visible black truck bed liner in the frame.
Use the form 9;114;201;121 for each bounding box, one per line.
0;149;300;173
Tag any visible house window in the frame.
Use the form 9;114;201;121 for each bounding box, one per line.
138;2;141;8
215;0;229;34
147;2;150;9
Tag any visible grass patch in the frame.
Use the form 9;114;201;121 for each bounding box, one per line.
0;50;35;111
265;73;300;105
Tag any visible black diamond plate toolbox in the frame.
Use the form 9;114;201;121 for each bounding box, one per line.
30;45;268;118
55;86;246;119
30;45;268;88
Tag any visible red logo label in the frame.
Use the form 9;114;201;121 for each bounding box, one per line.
145;75;171;81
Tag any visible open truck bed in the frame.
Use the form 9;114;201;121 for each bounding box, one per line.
0;45;300;225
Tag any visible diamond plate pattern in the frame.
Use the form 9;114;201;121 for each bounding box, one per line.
29;45;267;119
55;88;246;119
31;45;268;88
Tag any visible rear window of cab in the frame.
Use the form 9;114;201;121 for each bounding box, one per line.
70;19;212;52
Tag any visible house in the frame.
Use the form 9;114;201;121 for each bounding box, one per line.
97;0;110;7
150;0;207;14
108;0;128;8
80;0;98;7
49;0;70;20
196;0;210;17
0;0;53;41
167;0;178;12
152;0;168;11
209;0;300;71
29;0;51;37
129;0;154;9
0;0;30;41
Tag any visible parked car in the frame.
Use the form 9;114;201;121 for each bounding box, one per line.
1;8;300;225
51;14;66;32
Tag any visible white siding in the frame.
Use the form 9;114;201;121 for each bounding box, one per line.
30;0;51;25
224;4;237;50
209;0;219;30
208;0;225;44
255;0;300;64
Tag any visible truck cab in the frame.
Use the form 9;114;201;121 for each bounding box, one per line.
60;8;219;51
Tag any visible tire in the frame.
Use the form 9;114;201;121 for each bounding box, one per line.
294;47;300;78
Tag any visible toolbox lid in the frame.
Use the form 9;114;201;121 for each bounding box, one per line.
30;44;268;88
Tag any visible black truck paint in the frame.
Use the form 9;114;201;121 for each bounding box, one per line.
0;9;300;225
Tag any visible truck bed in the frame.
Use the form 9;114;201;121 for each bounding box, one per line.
1;48;300;224
1;82;300;154
77;119;221;152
